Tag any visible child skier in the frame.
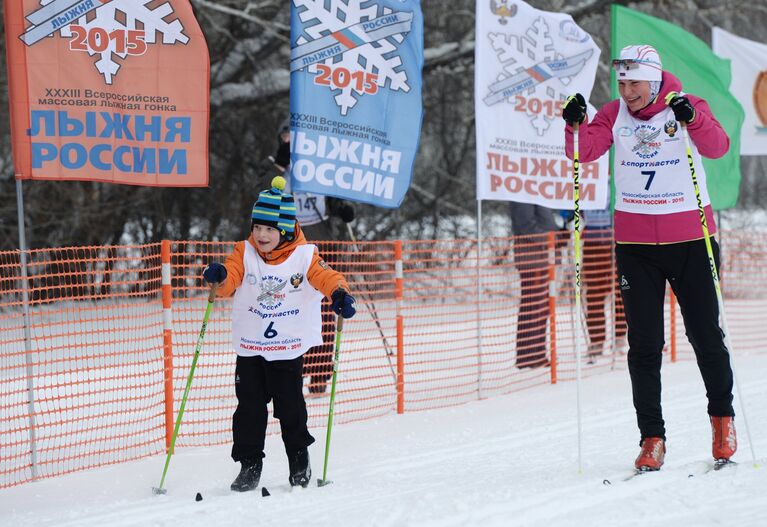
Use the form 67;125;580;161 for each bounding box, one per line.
202;176;356;492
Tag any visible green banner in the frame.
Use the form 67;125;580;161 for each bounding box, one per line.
611;5;744;210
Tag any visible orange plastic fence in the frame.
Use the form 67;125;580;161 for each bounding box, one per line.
1;230;765;488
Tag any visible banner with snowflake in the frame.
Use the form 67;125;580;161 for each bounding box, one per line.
288;0;423;209
475;1;609;209
4;0;209;186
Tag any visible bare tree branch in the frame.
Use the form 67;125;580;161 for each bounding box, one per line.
191;0;290;41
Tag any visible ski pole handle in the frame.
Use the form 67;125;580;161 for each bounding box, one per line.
208;283;219;303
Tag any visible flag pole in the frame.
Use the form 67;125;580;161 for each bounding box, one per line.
16;178;38;479
476;198;484;399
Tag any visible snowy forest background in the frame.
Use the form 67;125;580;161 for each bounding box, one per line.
1;0;766;250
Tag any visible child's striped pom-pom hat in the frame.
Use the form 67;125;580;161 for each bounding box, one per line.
251;176;297;239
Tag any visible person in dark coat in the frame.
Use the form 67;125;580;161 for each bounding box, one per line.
509;202;559;368
271;122;355;395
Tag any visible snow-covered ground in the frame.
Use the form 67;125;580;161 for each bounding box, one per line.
1;353;765;527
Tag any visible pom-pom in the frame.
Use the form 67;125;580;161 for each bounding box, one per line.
272;175;287;191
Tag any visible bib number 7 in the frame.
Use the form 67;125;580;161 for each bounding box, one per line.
641;170;656;191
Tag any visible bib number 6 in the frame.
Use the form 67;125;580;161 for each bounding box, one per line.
263;321;278;339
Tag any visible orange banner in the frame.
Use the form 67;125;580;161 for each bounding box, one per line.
4;0;209;186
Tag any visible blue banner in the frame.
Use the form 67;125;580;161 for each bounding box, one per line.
289;0;423;208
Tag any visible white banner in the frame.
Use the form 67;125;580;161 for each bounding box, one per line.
712;27;767;156
475;0;609;208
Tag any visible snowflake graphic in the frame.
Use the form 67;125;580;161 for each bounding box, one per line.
40;0;188;85
258;278;286;308
632;127;662;159
293;0;411;116
488;16;575;136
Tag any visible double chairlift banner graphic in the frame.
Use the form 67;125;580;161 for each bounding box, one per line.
5;0;210;187
288;0;424;209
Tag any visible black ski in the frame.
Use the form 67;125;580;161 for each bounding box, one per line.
713;459;737;471
602;459;737;485
687;459;738;477
623;466;659;481
258;483;311;496
603;459;725;485
603;466;659;485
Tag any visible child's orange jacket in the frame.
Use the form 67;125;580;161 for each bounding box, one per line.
214;224;350;299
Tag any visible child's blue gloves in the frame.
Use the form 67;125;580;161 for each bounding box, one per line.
331;289;356;319
203;263;227;284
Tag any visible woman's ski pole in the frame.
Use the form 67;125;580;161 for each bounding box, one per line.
572;122;584;473
153;284;218;495
665;92;756;466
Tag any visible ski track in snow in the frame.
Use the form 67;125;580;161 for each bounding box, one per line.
1;355;765;527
